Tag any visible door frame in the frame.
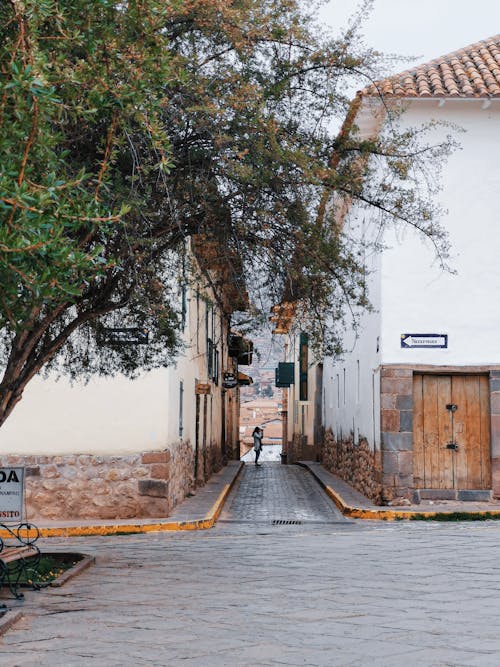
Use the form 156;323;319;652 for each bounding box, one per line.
380;365;500;501
412;372;491;492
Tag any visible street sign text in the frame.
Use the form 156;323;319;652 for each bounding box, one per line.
0;467;24;521
401;334;448;349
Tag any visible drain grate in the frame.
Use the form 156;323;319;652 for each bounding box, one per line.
271;519;303;525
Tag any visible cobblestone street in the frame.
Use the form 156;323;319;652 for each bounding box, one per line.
2;464;500;666
220;463;347;524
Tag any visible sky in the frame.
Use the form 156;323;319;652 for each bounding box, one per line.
318;0;500;73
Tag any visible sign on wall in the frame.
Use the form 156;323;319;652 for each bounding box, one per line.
0;467;24;522
401;333;448;349
275;362;295;387
222;372;238;389
100;327;149;346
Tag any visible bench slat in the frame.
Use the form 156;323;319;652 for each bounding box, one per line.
1;546;37;564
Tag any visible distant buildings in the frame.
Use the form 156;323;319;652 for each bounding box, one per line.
239;398;283;457
239;331;284;457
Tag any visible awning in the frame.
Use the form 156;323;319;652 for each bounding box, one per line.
238;371;253;386
229;333;253;365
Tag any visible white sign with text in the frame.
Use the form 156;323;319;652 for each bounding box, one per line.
0;467;24;522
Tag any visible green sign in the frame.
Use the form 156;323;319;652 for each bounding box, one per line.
275;362;295;387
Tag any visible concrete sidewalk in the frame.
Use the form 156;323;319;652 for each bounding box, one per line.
300;461;500;520
0;461;243;539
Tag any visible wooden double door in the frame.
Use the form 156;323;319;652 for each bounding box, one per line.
413;374;491;490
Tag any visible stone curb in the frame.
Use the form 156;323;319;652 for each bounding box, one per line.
49;553;95;587
0;462;244;539
0;555;93;637
299;462;500;521
0;610;22;637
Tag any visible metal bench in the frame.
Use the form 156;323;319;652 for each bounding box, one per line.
0;523;41;607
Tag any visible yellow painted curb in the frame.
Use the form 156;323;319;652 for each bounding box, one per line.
323;484;432;520
0;463;243;539
305;464;500;521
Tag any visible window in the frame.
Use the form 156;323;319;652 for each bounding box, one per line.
178;381;184;438
207;337;214;378
207;338;219;384
180;247;188;330
206;301;213;379
213;347;219;385
299;332;308;401
205;303;211;343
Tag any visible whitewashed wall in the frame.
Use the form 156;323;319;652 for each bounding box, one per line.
0;370;171;455
381;100;500;366
0;279;222;456
322;98;500;449
323;213;382;448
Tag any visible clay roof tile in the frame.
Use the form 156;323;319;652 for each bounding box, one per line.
364;34;500;99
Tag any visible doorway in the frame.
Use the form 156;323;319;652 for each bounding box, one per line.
413;374;491;490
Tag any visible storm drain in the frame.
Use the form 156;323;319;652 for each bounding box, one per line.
271;519;303;526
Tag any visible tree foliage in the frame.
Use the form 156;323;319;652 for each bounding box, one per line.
0;0;453;426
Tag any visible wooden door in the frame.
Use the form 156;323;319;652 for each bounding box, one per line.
413;374;491;490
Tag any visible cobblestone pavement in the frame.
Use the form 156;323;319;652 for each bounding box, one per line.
3;466;500;665
219;462;347;524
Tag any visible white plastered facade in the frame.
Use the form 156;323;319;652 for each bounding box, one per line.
0;276;229;457
323;96;500;451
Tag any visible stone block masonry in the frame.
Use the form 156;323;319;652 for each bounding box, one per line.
288;433;307;465
318;367;500;505
379;367;414;502
321;429;384;504
287;433;321;464
0;438;218;521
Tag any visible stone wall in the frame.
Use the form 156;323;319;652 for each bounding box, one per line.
321;429;384;504
321;367;500;504
287;433;307;464
191;440;223;487
379;367;414;502
0;439;205;521
168;439;195;509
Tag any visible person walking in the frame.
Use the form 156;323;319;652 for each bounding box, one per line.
253;426;263;466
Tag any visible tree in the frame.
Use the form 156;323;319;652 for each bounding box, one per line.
0;0;453;427
154;0;454;351
0;0;176;424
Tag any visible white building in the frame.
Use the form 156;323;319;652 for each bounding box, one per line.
321;34;500;503
0;239;248;520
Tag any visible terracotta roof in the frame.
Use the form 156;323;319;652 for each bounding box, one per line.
365;34;500;98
